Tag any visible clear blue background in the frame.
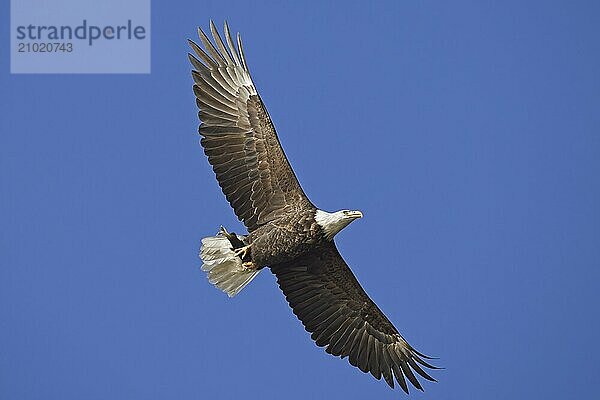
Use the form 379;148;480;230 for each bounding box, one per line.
1;1;599;399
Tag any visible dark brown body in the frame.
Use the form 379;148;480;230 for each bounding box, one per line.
248;208;324;267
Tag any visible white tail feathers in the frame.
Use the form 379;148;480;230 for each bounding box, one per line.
199;232;260;297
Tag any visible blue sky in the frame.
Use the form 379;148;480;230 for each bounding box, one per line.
1;1;599;399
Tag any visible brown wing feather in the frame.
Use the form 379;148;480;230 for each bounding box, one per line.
189;21;312;231
271;242;438;393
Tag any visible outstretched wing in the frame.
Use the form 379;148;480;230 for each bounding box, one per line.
189;21;312;232
271;242;438;393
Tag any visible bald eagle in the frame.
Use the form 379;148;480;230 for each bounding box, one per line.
189;21;438;393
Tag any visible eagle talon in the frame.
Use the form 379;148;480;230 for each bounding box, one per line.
241;261;256;270
234;245;251;260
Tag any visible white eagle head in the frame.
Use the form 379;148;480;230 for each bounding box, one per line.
315;209;363;240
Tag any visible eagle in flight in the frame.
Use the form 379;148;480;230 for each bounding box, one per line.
189;21;438;393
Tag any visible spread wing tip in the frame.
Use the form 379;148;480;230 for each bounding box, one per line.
188;21;247;70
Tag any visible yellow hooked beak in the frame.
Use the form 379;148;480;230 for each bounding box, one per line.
347;210;363;219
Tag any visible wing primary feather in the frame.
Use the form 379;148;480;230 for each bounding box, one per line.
210;20;234;65
356;330;371;373
407;357;437;382
197;25;226;66
367;335;381;380
398;355;423;391
237;32;249;72
188;53;210;75
410;346;439;360
387;348;409;393
413;353;442;370
392;363;409;393
188;39;218;69
380;347;395;388
224;21;242;66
